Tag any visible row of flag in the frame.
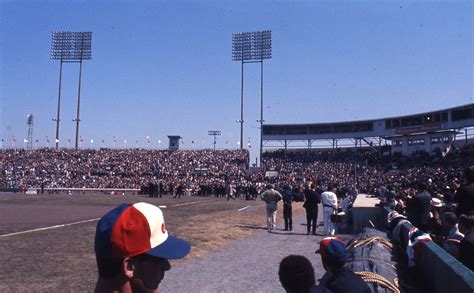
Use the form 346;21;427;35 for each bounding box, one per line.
0;136;252;148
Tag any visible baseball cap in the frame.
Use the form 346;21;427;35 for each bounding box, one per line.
95;202;191;260
316;237;348;265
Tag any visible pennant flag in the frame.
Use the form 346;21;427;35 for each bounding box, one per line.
35;139;39;143
192;140;195;144
90;139;94;144
55;139;59;143
24;139;28;143
101;139;105;143
158;140;161;144
225;140;228;144
124;139;127;144
68;139;71;143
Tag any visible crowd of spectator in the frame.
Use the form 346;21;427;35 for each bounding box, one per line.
0;148;252;195
2;145;473;201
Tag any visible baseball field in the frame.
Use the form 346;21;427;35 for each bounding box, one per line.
0;193;302;292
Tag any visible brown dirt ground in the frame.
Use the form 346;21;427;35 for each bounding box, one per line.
0;194;304;292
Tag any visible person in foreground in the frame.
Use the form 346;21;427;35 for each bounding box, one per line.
279;255;317;293
94;202;191;293
316;237;371;293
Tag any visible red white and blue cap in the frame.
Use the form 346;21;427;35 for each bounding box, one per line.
316;237;348;265
95;202;191;259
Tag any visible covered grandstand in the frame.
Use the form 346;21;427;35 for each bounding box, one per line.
262;103;474;156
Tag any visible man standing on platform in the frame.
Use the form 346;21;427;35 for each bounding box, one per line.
303;183;320;235
261;184;283;231
321;184;338;236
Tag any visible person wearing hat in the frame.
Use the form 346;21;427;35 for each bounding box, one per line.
261;184;283;231
316;237;371;293
94;202;191;293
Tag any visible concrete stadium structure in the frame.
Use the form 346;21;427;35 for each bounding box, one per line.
262;103;474;156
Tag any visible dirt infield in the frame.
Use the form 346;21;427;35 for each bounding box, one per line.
0;193;304;292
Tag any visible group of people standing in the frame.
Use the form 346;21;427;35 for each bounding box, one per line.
260;182;340;236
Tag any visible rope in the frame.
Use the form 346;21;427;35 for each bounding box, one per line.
355;271;400;293
347;236;393;251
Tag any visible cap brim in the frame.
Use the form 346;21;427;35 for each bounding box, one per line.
146;234;191;260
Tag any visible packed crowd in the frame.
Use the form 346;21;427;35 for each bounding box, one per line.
2;145;473;201
0;148;251;193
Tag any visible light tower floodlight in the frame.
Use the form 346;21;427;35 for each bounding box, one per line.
232;30;272;165
208;130;221;151
26;114;33;151
51;31;92;149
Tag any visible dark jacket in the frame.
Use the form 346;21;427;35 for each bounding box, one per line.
459;228;474;271
282;188;294;208
407;191;431;229
454;182;474;216
303;188;320;211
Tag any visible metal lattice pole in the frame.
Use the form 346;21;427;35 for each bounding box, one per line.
51;31;92;149
232;31;272;163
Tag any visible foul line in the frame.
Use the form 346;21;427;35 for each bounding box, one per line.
238;205;250;212
0;218;100;238
169;199;216;207
0;199;214;238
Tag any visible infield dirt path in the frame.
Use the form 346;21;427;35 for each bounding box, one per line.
160;211;328;293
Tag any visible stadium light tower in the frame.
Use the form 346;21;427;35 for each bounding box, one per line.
232;30;272;165
208;130;221;151
26;114;34;151
51;31;92;149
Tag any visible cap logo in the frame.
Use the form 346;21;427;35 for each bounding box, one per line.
161;223;166;234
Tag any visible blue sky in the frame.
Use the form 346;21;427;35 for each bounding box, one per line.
0;0;472;161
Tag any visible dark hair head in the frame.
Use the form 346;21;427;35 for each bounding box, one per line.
327;183;334;191
464;166;474;183
416;181;427;191
458;213;474;230
279;255;316;293
443;212;458;225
